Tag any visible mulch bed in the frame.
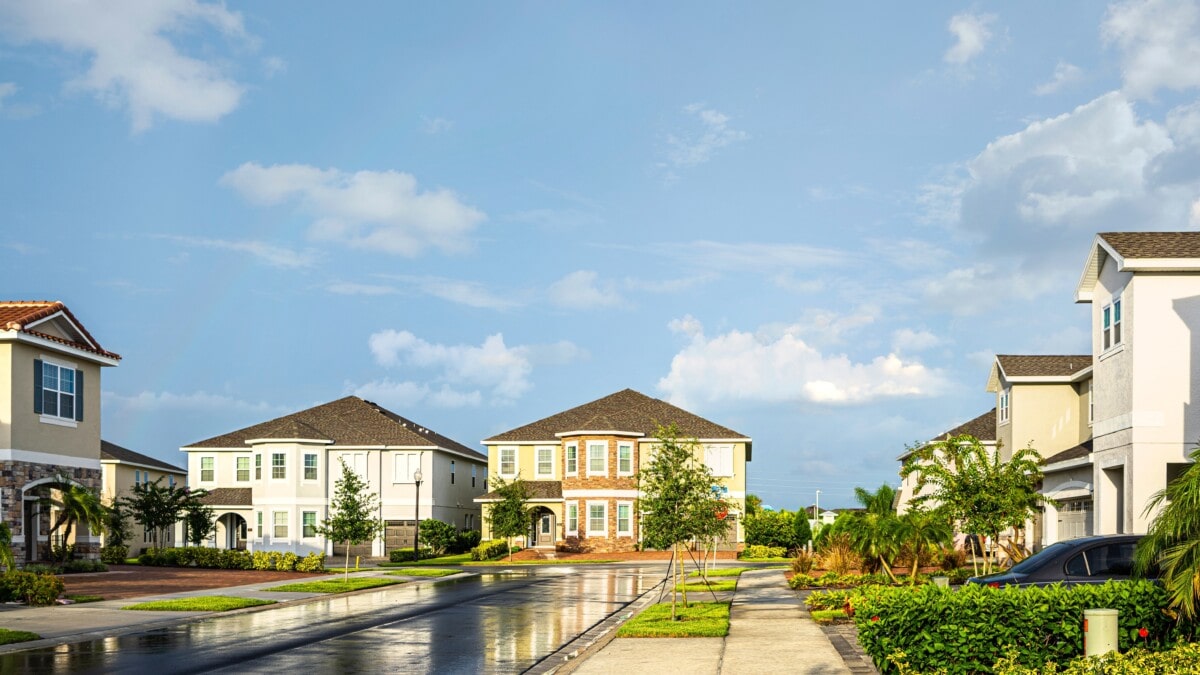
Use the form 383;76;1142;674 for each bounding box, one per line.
511;549;739;562
61;565;327;601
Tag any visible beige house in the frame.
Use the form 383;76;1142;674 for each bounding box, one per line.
0;301;120;562
182;396;487;557
476;389;752;553
895;408;996;516
100;440;187;555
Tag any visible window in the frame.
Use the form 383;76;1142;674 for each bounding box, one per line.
302;511;317;538
472;465;477;487
134;470;141;486
565;443;578;476
499;447;517;476
536;447;553;477
618;443;633;475
36;359;80;422
236;457;250;482
617;502;632;536
587;502;607;536
566;502;579;534
254;454;262;480
1088;387;1094;426
704;445;734;477
1103;297;1123;351
999;388;1011;425
587;442;607;476
393;453;420;482
168;475;175;488
256;511;263;539
451;460;456;484
304;453;318;481
201;457;215;482
273;511;288;538
271;453;286;479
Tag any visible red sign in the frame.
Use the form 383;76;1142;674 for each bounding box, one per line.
715;508;728;520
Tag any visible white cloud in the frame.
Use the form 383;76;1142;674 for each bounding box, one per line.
422;116;453;134
664;103;749;168
102;389;285;415
361;330;584;407
892;328;943;352
547;270;623;309
383;274;524;310
262;56;287;78
914;263;1069;316
623;275;712;294
157;235;317;269
659;317;945;408
0;82;15;106
221;162;486;257
1034;61;1083;95
0;0;249;131
506;208;604;231
644;240;856;272
326;282;397;296
944;12;997;65
1103;0;1200;99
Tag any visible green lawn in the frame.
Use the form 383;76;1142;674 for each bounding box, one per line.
736;556;792;562
464;559;620;566
384;568;461;578
266;577;408;593
65;594;104;603
617;602;731;638
123;596;277;612
675;580;737;593
0;629;41;645
810;609;851;624
688;567;750;577
377;553;473;567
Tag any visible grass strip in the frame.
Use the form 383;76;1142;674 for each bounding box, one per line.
384;568;460;578
688;567;750;577
65;594;104;603
266;577;407;593
377;553;473;567
617;602;730;638
464;559;619;566
810;609;851;624
675;580;737;593
736;557;792;562
123;596;276;612
0;629;41;645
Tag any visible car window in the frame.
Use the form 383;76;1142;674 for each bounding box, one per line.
1065;543;1135;577
1009;541;1072;574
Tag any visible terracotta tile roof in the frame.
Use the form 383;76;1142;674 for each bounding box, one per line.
0;300;120;360
996;355;1091;378
1042;440;1093;466
476;480;563;501
932;408;997;443
185;396;485;460
198;487;253;506
101;440;186;473
1100;232;1200;259
484;389;747;443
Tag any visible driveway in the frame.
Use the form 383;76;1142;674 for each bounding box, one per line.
61;565;327;600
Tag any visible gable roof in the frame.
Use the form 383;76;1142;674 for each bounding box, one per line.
0;300;120;363
1077;232;1200;302
484;388;749;446
184;396;485;461
101;440;186;474
987;355;1091;391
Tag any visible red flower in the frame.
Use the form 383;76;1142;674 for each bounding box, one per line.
871;616;880;622
1139;627;1149;638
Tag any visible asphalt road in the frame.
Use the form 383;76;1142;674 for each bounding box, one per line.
0;565;668;675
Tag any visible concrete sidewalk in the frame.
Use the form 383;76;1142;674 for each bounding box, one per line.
570;569;860;674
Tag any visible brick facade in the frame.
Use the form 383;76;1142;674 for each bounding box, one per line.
559;435;639;553
0;461;103;563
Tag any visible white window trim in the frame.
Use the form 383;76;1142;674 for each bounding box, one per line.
617;443;634;477
565;500;579;535
998;388;1011;426
272;510;289;540
565;443;578;477
1101;296;1123;353
586;442;608;477
270;452;287;481
255;511;263;541
535;446;555;478
235;456;251;483
1088;387;1094;427
616;501;634;536
200;456;216;483
38;358;78;426
499;446;518;478
301;511;318;539
586;500;607;537
303;453;319;482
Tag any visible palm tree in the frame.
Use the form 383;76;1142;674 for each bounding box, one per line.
854;484;898;516
846;484;902;581
45;478;107;563
1135;445;1200;621
894;509;953;584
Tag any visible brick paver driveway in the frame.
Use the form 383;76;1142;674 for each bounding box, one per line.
61;564;327;600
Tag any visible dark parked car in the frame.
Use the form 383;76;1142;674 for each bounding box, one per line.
966;534;1147;588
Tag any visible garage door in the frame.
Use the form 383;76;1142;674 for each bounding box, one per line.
1058;498;1093;540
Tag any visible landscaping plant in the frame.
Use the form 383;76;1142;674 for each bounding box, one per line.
1134;444;1200;622
317;459;384;581
486;476;532;562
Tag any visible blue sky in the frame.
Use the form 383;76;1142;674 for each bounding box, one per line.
3;1;1200;509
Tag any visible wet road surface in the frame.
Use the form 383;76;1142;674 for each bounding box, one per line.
0;565;668;674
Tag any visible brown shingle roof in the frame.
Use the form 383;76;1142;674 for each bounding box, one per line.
484;389;747;443
185;396;484;460
476;480;563;502
1100;232;1200;259
1042;440;1093;466
199;487;253;506
996;355;1090;378
0;300;120;360
101;440;186;473
932;408;997;443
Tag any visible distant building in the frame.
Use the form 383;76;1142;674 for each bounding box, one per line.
100;440;187;555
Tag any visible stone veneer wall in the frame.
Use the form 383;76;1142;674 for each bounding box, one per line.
0;461;103;562
561;435;640;553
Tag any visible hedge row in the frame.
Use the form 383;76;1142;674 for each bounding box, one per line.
0;571;64;606
738;545;788;559
853;581;1193;674
994;641;1200;674
137;547;325;572
470;539;510;561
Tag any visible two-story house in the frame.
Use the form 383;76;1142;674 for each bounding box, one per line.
182;396;487;557
100;440;188;555
0;301;120;562
894;408;996;516
1075;232;1200;535
476;389;752;553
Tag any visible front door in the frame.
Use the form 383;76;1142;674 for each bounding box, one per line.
537;513;554;547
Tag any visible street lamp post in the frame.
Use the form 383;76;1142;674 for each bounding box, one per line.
814;490;821;522
413;468;424;561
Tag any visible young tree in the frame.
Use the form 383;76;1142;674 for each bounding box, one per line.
418;519;458;556
744;510;794;548
120;478;204;551
744;494;763;517
487;476;531;561
183;500;216;546
105;500;133;549
1135;444;1200;621
44;477;107;562
639;423;722;619
792;511;813;551
694;498;733;581
318;459;383;581
894;508;953;584
845;484;903;581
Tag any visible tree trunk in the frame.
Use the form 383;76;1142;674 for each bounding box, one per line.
679;542;689;608
61;521;74;563
669;544;678;621
880;555;898;583
344;541;351;582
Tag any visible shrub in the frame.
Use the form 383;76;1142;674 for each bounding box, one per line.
994;641;1200;674
744;511;797;549
940;546;966;572
806;589;853;611
252;550;277;571
454;529;482;553
2;571;64;606
276;552;299;571
947;568;971;585
854;581;1193;674
789;574;817;589
418;519;458;555
100;545;128;565
739;544;787;560
221;549;253;570
389;548;432;563
22;563;57;575
792;550;816;575
470;539;509;561
295;553;326;572
50;543;75;562
61;560;106;573
817;532;861;574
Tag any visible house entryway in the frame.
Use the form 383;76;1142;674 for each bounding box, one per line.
530;507;555;548
218;513;248;550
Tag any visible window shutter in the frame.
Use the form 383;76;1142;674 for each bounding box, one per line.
75;369;84;421
33;359;43;414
